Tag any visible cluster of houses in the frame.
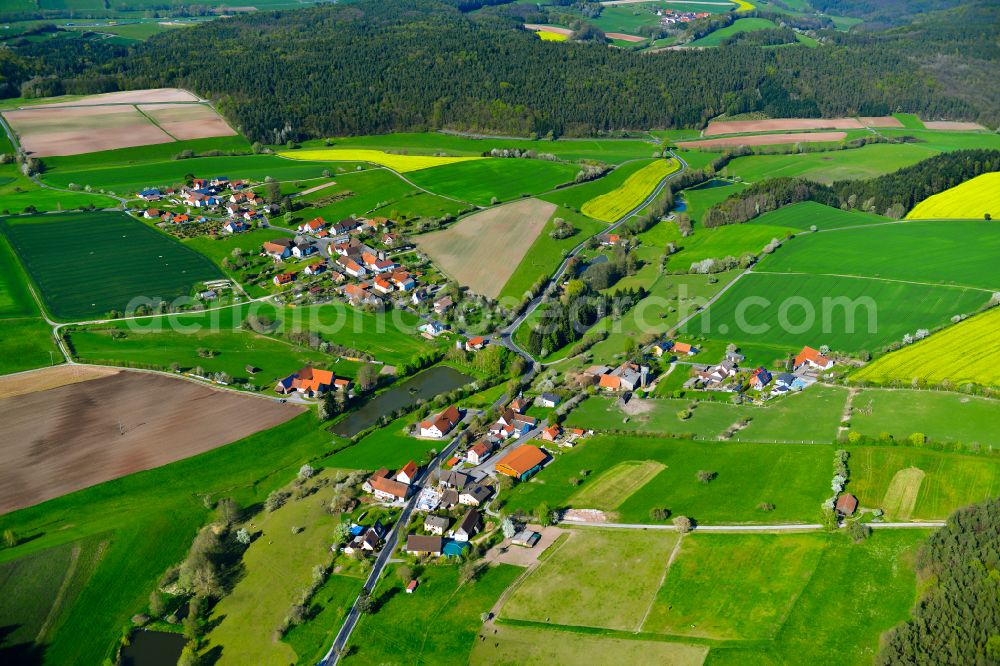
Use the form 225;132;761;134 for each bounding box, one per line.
138;176;271;230
684;345;832;395
657;8;710;24
274;366;351;398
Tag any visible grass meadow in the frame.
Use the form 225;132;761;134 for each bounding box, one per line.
312;132;657;164
1;212;222;321
846;445;1000;520
722;142;940;183
407;158;580;205
42;154;337;193
680;179;747;224
205;470;364;665
906;171;1000;220
319;414;443;470
0;413;332;665
472;623;707;665
683;271;988;354
747;201;887;230
690;18;778;47
502;436;833;524
0;233;62;372
0;161;117;214
669;222;795;269
501;528;680;631
760;220;1000;290
853;306;1000;387
849;389;1000;446
344;563;522;665
642;532;828;639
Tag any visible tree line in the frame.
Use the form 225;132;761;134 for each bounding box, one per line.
5;0;995;142
877;497;1000;664
702;149;1000;226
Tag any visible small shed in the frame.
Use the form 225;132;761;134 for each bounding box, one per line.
405;579;418;594
835;493;859;516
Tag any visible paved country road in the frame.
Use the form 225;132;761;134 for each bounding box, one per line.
561;520;946;531
319;411;476;665
499;149;690;364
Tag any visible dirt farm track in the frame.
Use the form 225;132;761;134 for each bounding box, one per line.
0;372;302;514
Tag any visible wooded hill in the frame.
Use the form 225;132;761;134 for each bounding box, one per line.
15;0;991;143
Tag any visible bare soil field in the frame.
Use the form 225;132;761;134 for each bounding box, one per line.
0;365;119;400
859;116;904;128
678;131;847;148
922;120;987;131
3;105;173;156
524;23;572;35
139;103;237;140
607;32;645;42
0;372;302;513
416;198;556;299
36;88;199;107
705;118;869;135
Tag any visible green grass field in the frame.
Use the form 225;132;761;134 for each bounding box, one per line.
319;414;444;470
747;201;887;231
568;460;666;511
67;300;433;377
205;470;364;665
847;445;1000;520
722;142;941;184
0;413;331;665
42;154;337;194
281;573;363;664
690;18;779;47
569;385;847;444
760;220;1000;290
407;158;580;205
849;389;1000;447
503;436;833;524
498;206;605;301
854;306;1000;387
344;562;522;665
311;132;657;164
472;623;707;665
669;222;795;269
683;271;989;355
0;162;117;214
501;528;680;631
681;179;747;224
1;212;223;321
642;533;828;639
702;530;924;665
0;533;108;662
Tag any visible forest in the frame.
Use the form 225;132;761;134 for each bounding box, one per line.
4;0;997;142
702;149;1000;226
877;498;1000;665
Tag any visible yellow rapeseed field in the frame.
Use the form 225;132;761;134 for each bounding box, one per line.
278;148;482;173
906;172;1000;220
854;306;1000;387
537;30;568;42
733;0;755;11
581;158;680;223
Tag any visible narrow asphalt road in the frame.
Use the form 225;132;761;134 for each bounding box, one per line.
561;520;945;531
498;150;689;365
319;412;475;665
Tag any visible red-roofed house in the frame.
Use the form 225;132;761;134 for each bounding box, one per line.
419;405;462;438
396;461;419;485
466;440;493;465
794;346;833;371
275;366;345;397
541;425;562;442
298;217;327;234
835;493;858;516
465;336;487;352
273;272;295;286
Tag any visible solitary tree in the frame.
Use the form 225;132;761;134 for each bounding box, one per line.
673;515;693;534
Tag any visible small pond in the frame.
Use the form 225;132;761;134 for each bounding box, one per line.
330;365;474;438
119;630;185;666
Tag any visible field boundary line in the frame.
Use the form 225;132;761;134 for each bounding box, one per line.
671;267;751;334
750;269;998;293
636;534;684;633
35;541;81;643
133;104;179;142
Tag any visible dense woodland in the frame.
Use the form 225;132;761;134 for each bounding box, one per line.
4;0;997;141
703;149;1000;226
877;498;1000;665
